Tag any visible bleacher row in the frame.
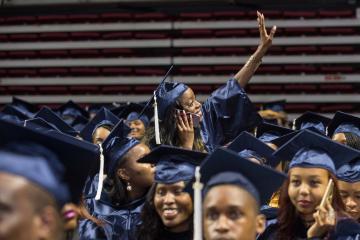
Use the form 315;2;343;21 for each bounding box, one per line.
0;8;359;114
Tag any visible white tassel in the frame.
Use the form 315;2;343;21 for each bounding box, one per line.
193;166;203;240
153;91;161;145
95;144;105;201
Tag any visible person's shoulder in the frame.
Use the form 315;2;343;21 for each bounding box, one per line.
257;221;279;240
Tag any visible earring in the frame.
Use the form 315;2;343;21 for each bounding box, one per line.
126;182;132;191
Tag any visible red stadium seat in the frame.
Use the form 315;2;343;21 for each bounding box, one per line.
134;68;166;75
248;10;283;19
101;85;132;93
70;68;101;76
256;66;283;74
9;33;38;42
134;32;169;39
67;14;99;23
283;65;317;74
6;16;37;25
102;31;133;40
283;11;317;19
320;27;356;35
179;66;212;74
284;84;317;92
180;29;213;38
178;12;212;21
181;48;213;55
37;15;68;24
7;69;37;77
134;12;169;21
70;32;101;40
100;13;132;22
38;68;69;76
284;27;318;36
69;49;100;58
39;32;69;41
285;46;318;54
319;84;354;92
101;48;133;57
286;104;318;112
320;46;355;54
248;85;283;93
38;86;68;94
213;47;248;55
318;10;354;18
0;34;8;42
213;65;238;74
212;11;246;20
7;86;37;94
320;104;354;112
39;50;68;58
8;51;37;59
69;86;100;93
102;67;133;75
320;66;353;73
214;29;248;38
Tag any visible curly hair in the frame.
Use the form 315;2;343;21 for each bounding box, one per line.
344;132;360;150
276;171;346;240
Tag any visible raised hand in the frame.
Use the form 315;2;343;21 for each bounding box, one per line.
307;199;336;238
257;11;276;51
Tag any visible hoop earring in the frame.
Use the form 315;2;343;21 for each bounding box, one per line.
126;182;132;191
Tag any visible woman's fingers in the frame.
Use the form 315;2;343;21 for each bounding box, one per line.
177;111;186;130
270;25;277;39
188;113;194;128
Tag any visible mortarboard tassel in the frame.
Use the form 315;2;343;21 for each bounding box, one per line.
153;91;161;145
193;166;203;240
95;143;105;200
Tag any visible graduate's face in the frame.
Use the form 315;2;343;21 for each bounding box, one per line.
154;181;193;232
338;180;360;221
120;143;154;189
288;167;330;215
128;120;146;140
203;185;265;240
0;173;54;240
332;133;347;145
92;126;111;144
178;88;203;120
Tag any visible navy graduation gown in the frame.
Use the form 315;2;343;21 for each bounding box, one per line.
201;78;261;152
79;174;145;240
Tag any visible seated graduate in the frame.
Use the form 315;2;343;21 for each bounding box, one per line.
336;158;360;223
255;122;294;151
198;147;286;240
0;117;99;240
258;100;288;127
292;111;331;135
80;107;120;144
79;120;154;240
113;102;153;141
136;145;207;240
145;12;274;152
10;96;38;118
259;130;360;240
327;111;360;149
1;104;31;123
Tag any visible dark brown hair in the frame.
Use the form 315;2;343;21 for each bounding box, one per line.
276;170;345;240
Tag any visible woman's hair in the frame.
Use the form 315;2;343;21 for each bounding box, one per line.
344;132;360;150
102;150;134;206
137;183;194;240
276;170;345;240
144;106;206;152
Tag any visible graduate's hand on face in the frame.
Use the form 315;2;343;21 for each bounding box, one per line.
307;199;336;238
176;110;194;150
257;11;276;51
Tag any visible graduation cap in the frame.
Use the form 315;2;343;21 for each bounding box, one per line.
102;120;139;177
327;111;360;138
273;129;360;174
199;147;286;205
35;107;79;137
1;105;30;120
261;100;286;113
227;131;278;167
0;111;22;124
116;102;153;127
336;158;360;183
57;100;89;120
23;118;62;133
293;111;331;134
71;115;89;132
138;145;207;184
0;118;99;206
11;97;38;116
255;122;294;143
80;107;120;143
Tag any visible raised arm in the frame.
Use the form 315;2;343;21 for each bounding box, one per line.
234;11;276;88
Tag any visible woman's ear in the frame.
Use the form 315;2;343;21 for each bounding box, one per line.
255;214;266;235
117;168;130;181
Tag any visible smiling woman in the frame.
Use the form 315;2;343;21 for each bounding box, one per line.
136;145;207;240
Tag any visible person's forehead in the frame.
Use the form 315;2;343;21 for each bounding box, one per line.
290;167;329;178
0;172;30;202
179;88;195;101
204;185;257;208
